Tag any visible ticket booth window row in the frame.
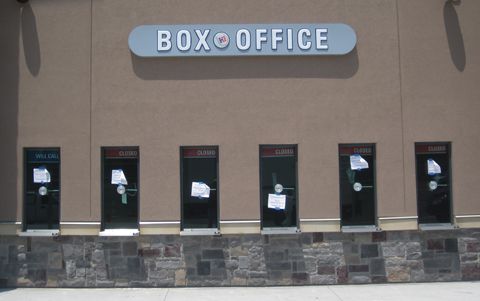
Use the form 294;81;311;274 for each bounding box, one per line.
22;143;453;233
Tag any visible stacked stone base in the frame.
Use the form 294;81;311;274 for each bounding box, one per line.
1;229;480;287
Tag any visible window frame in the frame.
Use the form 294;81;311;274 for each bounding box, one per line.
101;146;140;231
414;141;453;225
179;145;220;231
338;143;377;228
23;147;61;231
259;144;299;230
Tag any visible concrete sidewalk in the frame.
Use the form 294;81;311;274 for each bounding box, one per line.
0;282;479;301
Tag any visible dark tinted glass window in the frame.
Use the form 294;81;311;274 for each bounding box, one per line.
24;148;60;230
260;145;297;228
181;146;218;229
339;144;376;226
415;143;451;224
102;147;139;229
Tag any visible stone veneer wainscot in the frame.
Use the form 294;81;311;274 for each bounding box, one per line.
1;229;480;287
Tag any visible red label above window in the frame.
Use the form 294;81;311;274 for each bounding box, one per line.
261;146;296;157
339;145;373;156
104;148;139;159
183;147;217;158
415;144;448;154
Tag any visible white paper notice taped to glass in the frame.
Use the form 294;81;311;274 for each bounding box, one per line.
350;155;369;170
268;194;286;210
191;182;210;198
33;167;51;183
111;169;128;185
427;159;441;175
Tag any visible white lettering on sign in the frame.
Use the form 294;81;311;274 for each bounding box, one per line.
197;149;216;156
194;29;210;51
131;23;357;57
117;150;138;157
353;147;372;154
34;153;59;160
155;27;331;53
177;30;191;51
287;28;293;50
157;30;172;51
236;29;251;50
256;28;268;50
271;28;282;50
275;149;294;156
297;29;311;50
316;28;328;49
427;146;446;152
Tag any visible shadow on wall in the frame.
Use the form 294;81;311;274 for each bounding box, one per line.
0;2;21;221
131;48;359;80
21;3;41;76
444;0;465;72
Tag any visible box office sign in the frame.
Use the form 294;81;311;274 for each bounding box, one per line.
129;24;356;57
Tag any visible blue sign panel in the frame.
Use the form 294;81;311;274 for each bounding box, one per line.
26;150;60;163
129;24;356;57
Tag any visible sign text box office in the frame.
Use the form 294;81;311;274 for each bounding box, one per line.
129;24;357;57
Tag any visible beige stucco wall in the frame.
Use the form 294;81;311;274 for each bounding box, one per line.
1;0;479;231
398;0;480;217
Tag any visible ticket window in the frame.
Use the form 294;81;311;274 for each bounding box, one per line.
415;143;452;225
102;147;139;230
339;144;376;228
260;145;298;231
23;148;60;231
181;146;218;231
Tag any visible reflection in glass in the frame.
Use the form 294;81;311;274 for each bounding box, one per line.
416;143;451;224
102;147;139;229
339;144;376;226
260;145;297;228
181;147;218;229
24;149;60;230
